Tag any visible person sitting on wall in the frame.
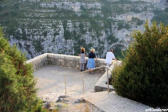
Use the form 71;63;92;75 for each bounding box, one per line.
105;48;116;67
87;48;96;70
79;47;86;71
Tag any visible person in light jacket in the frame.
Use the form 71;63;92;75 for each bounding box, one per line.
79;47;86;71
105;48;116;67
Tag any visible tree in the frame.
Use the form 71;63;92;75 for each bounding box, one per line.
0;28;44;112
112;22;168;107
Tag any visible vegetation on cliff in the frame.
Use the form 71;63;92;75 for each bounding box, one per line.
0;0;164;58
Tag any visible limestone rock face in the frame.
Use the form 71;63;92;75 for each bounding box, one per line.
0;0;167;59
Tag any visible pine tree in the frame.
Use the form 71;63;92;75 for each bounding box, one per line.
112;22;168;107
0;28;44;112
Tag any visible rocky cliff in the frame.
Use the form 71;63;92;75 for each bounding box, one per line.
0;0;167;58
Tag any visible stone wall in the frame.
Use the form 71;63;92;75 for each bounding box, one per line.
26;53;48;71
94;60;122;92
26;53;106;71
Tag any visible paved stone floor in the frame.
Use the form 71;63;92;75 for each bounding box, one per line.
34;65;151;112
34;65;102;101
79;91;151;112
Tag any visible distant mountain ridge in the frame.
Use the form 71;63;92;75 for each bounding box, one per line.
0;0;167;59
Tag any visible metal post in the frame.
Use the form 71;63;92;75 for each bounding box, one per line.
82;78;85;94
107;66;110;94
64;76;67;96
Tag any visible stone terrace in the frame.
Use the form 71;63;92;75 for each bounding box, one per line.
27;53;152;112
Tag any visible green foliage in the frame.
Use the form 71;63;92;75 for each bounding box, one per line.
113;44;125;59
131;17;143;26
64;30;72;40
33;39;43;52
117;21;130;30
107;34;118;44
152;9;168;25
79;23;86;34
112;22;168;107
0;28;44;112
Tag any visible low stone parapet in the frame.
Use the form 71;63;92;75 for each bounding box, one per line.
26;53;106;71
26;53;48;71
47;53;81;69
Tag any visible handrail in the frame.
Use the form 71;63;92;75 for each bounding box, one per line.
81;66;106;73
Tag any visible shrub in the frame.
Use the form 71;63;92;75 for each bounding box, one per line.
0;28;44;112
112;22;168;107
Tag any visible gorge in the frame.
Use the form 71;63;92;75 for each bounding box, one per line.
0;0;167;59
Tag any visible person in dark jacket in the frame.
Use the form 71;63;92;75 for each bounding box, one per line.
87;48;96;69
